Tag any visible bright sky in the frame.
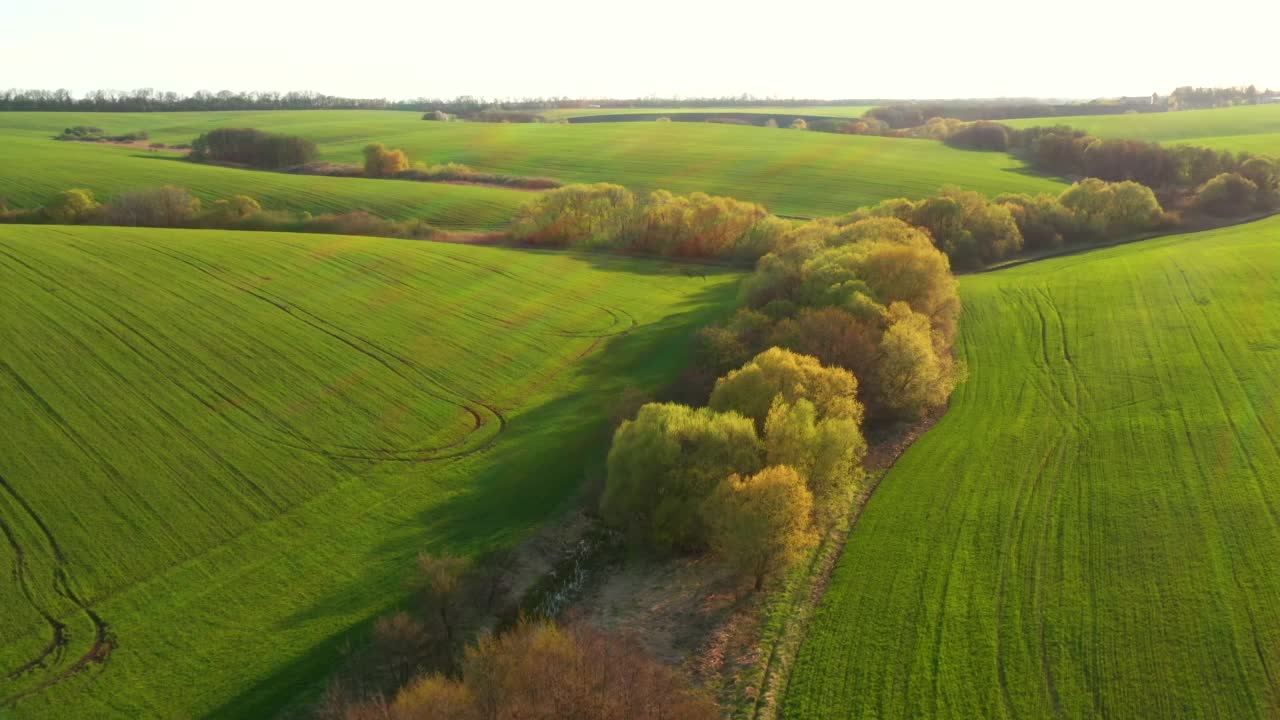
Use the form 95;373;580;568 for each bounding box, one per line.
4;0;1279;100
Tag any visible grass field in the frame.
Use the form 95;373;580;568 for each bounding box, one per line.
0;131;528;229
1006;105;1280;155
784;217;1280;719
537;105;874;119
0;224;740;719
0;111;1065;219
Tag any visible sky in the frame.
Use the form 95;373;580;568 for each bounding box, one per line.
4;0;1279;101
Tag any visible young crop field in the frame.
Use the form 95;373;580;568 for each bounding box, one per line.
0;224;740;718
785;217;1280;719
0;130;527;228
0;111;1065;220
1006;104;1280;155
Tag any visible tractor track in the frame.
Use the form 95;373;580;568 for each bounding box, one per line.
0;231;641;705
0;473;115;708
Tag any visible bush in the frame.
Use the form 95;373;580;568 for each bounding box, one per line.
190;128;317;169
790;118;808;130
363;143;411;177
43;188;99;223
382;621;720;720
1195;172;1260;216
105;186;201;227
203;195;261;223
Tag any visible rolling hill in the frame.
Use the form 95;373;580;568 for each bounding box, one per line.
1005;104;1280;156
0;224;741;718
785;216;1280;719
0;111;1066;220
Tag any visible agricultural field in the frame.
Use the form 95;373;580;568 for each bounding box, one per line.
785;217;1280;718
0;224;740;718
0;111;1065;220
1006;104;1280;155
0;129;527;228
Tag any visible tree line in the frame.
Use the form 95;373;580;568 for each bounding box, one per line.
0;88;889;114
938;122;1280;218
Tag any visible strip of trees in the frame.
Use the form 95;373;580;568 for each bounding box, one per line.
0;186;458;241
191;128;318;169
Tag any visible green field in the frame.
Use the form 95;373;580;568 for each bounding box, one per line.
785;217;1280;718
0;129;527;229
1006;105;1280;155
538;105;874;119
0;111;1065;219
0;224;739;718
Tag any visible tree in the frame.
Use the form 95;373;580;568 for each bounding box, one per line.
384;621;720;720
415;552;469;645
1195;172;1258;216
874;303;958;418
372;612;432;688
508;183;636;247
1059;179;1162;236
391;674;476;720
43;188;98;223
704;466;816;589
105;185;201;227
205;194;261;224
364;143;411;177
709;347;864;431
763;398;866;530
602;403;763;551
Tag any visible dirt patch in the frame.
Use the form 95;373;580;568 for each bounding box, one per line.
568;555;764;690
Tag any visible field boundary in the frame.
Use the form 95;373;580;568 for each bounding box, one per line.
977;208;1280;274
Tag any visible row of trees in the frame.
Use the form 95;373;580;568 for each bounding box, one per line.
506;178;1167;271
937;122;1280;217
508;184;783;260
1;186;459;241
0;88;398;112
1169;85;1277;110
190;128;318;169
702;217;963;421
0;88;889;114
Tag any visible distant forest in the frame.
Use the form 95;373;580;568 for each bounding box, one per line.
0;86;1274;114
0;89;892;113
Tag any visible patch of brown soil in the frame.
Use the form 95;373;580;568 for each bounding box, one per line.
567;554;764;691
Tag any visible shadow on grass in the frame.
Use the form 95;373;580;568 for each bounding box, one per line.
202;276;742;720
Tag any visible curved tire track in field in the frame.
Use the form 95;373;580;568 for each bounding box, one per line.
136;242;631;462
0;234;639;707
0;473;115;709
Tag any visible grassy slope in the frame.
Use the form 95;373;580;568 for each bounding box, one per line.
0;131;526;229
785;217;1280;719
0;111;1064;219
0;224;741;719
1006;105;1280;155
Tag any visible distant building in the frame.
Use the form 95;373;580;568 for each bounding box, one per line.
1117;95;1156;107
